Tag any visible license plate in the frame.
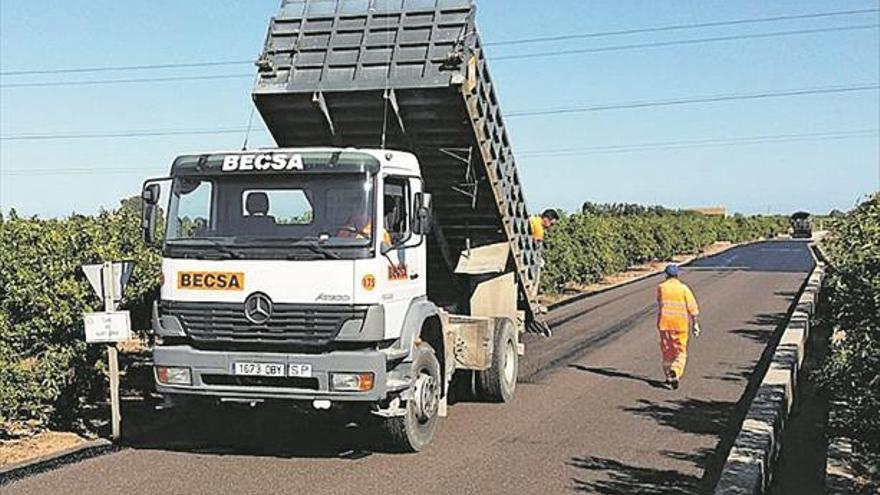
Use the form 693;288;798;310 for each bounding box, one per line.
288;363;313;378
233;362;285;377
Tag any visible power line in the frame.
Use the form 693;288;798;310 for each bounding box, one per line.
493;24;880;61
517;129;880;156
506;84;880;118
1;24;877;88
2;83;876;141
0;127;259;141
0;167;168;177
0;73;253;89
3;129;877;176
485;8;879;47
1;8;875;77
0;60;253;77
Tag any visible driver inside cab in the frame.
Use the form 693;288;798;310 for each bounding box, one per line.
337;207;392;247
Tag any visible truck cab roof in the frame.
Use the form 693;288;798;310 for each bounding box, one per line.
169;148;421;177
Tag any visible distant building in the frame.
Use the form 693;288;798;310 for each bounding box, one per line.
689;207;728;217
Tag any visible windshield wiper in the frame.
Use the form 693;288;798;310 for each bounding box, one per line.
171;239;243;259
238;236;343;260
290;240;341;260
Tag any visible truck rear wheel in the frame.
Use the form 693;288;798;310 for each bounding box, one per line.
475;319;518;403
384;342;441;452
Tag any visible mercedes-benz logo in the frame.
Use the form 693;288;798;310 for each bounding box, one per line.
244;292;273;325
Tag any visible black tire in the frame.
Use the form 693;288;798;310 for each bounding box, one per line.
449;369;476;403
475;319;518;403
384;342;442;452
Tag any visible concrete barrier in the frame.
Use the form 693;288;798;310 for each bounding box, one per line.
713;248;825;495
825;400;859;494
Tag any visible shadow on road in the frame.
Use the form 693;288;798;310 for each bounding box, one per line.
568;364;668;389
622;397;741;491
121;404;385;459
625;397;733;438
569;455;700;494
702;363;754;385
774;290;799;299
722;312;788;345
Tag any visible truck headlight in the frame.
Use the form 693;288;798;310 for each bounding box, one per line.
330;372;374;392
156;366;192;386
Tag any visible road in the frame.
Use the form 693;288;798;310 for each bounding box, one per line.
4;241;815;495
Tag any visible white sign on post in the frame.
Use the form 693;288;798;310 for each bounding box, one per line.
83;311;132;343
80;260;136;441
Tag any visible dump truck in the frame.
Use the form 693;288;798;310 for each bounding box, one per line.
789;211;813;239
141;0;546;451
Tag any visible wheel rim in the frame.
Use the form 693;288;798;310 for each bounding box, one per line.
502;338;517;386
412;371;438;423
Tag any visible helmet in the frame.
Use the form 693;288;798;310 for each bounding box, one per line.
665;264;681;277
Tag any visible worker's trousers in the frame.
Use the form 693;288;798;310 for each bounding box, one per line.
658;329;689;379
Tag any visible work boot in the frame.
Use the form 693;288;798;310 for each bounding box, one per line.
665;371;679;390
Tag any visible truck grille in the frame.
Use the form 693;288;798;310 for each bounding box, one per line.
160;301;367;348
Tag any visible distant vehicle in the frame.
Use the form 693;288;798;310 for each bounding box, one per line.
790;211;813;239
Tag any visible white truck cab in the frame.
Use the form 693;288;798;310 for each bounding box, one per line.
143;148;521;451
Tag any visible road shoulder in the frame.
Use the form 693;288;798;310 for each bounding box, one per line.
0;438;117;487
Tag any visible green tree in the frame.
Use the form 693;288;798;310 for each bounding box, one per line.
816;194;880;452
0;203;160;431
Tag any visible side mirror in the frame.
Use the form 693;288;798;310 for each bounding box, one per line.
412;192;432;235
143;204;158;246
141;181;163;247
142;183;160;205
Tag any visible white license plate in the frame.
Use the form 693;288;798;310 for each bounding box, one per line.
288;363;313;378
233;362;286;377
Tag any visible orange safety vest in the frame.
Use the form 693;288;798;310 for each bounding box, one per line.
657;278;699;332
530;215;545;242
359;222;392;245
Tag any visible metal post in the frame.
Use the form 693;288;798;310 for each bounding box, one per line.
101;262;121;440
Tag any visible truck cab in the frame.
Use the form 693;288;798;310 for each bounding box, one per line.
143;148;520;451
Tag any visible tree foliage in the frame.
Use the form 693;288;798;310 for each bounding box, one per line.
815;193;880;452
541;208;787;293
0;200;160;431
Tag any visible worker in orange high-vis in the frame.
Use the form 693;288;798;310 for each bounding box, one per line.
529;209;560;243
656;264;702;390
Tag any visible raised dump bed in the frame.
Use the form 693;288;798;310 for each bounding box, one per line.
252;0;546;332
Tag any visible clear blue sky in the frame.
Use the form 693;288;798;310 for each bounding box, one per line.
1;0;878;217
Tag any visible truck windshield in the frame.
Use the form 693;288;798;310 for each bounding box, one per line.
165;173;376;248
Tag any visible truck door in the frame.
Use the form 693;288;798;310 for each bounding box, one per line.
381;175;427;338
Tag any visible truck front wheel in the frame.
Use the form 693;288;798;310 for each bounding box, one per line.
476;319;518;403
384;342;441;452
